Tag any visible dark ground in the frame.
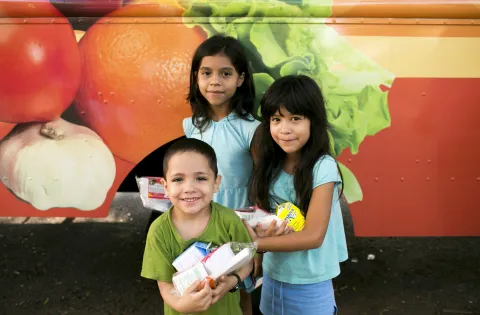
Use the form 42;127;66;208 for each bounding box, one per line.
1;193;479;315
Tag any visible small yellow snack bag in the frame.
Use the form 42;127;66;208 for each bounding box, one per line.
276;202;305;231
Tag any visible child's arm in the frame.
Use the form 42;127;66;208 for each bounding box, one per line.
252;253;263;277
141;218;214;311
157;280;213;313
211;259;253;304
233;259;254;282
247;182;335;252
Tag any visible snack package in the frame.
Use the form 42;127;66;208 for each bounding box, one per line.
172;262;213;296
202;242;256;279
135;176;172;212
234;206;259;221
235;206;284;231
171;242;257;296
205;242;259;293
276;202;305;231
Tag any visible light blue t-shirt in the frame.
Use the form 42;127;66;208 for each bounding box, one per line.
262;155;349;285
183;112;261;209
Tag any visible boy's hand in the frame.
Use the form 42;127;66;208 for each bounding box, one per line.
178;280;213;313
211;275;237;305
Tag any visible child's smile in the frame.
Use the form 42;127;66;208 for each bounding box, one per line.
181;197;201;202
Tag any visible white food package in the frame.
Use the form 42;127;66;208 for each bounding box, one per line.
172;262;209;296
171;242;256;296
235;206;284;230
136;176;172;212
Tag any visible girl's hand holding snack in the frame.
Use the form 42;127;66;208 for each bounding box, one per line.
243;219;292;242
261;220;293;238
177;280;213;313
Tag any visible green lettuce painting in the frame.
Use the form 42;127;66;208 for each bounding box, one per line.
181;0;395;204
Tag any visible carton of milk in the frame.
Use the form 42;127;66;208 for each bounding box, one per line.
172;242;211;273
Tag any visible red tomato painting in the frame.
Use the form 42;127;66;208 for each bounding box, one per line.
0;1;81;123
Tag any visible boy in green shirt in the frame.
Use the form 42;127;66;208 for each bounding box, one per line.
141;138;253;315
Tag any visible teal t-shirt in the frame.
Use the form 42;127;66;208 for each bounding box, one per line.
141;202;252;315
262;155;349;284
183;112;260;209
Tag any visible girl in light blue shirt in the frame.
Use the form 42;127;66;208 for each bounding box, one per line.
183;35;260;315
246;75;348;315
183;35;260;211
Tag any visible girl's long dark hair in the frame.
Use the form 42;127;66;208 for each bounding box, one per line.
249;75;343;214
187;35;255;131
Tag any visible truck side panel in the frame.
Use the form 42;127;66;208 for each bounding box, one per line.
0;0;479;236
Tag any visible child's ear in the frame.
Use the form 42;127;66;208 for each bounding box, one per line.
237;73;245;87
214;175;222;193
160;177;168;194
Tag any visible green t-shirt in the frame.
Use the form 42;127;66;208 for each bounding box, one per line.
141;202;252;315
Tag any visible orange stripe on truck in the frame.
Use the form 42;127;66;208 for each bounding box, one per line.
329;23;480;38
343;36;480;78
331;0;480;19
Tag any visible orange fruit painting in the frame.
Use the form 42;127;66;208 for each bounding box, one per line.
74;3;206;163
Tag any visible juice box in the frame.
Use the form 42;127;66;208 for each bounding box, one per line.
172;241;211;273
276;202;305;232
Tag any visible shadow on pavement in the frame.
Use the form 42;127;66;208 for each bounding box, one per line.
0;193;479;315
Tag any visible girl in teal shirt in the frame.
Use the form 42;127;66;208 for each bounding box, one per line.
183;35;260;210
247;75;348;315
183;35;261;315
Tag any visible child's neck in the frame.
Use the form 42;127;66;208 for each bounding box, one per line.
283;153;300;174
171;205;212;241
210;104;230;122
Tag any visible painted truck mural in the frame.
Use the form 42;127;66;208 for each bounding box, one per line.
0;0;479;237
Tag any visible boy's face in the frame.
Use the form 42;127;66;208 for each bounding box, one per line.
162;151;221;216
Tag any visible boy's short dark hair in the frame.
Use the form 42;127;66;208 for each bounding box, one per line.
163;138;218;177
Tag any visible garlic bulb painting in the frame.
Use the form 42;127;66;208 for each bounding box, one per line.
0;118;116;211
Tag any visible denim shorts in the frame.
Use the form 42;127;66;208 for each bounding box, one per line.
260;274;338;315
